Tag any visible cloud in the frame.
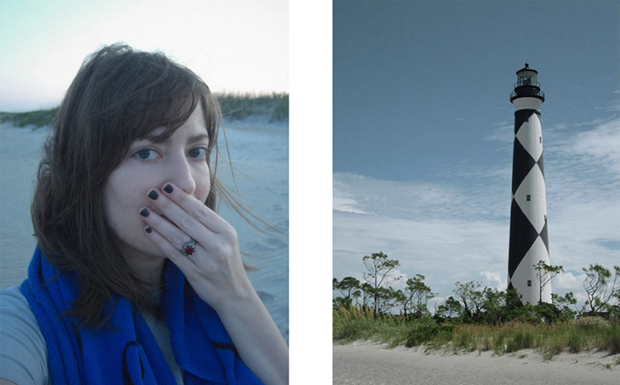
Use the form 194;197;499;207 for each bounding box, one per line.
569;117;620;176
333;174;374;215
333;195;372;215
575;116;617;127
334;116;620;301
333;195;511;299
483;123;514;146
596;99;620;112
386;268;408;291
554;271;582;290
480;271;507;291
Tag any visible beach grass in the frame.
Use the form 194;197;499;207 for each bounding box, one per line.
333;306;412;347
0;92;289;130
214;91;288;122
0;107;59;129
334;308;620;357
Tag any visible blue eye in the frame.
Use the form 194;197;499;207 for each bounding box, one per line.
135;149;159;160
189;148;207;159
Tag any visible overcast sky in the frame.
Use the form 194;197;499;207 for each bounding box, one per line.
333;0;620;309
0;0;288;112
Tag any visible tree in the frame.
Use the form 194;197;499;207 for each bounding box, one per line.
480;287;507;324
360;282;373;310
351;286;362;307
503;288;525;321
533;261;564;304
332;278;340;309
333;276;361;308
551;292;577;321
582;264;620;315
393;289;408;316
453;281;484;322
403;274;433;318
362;252;401;317
374;286;399;315
436;296;461;320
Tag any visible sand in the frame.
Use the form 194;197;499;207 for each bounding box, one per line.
0;119;289;341
333;341;620;384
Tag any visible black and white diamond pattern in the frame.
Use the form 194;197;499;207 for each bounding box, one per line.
508;109;551;304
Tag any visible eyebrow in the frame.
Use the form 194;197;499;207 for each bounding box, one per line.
187;133;210;144
144;132;209;145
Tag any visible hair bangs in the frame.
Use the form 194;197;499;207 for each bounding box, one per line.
133;96;195;141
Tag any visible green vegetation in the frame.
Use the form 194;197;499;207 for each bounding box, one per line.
334;252;620;357
0;92;289;130
334;308;620;357
214;92;288;122
0;107;59;129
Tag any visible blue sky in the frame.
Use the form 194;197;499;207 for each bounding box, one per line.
0;0;288;112
333;0;620;309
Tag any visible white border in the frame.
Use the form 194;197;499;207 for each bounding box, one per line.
290;0;333;382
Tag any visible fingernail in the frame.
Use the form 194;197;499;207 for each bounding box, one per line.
163;184;173;194
140;208;150;217
148;190;159;200
145;226;152;234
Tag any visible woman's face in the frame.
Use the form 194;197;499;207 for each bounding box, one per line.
103;105;211;262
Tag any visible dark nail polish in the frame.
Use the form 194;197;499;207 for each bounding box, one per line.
148;190;159;200
140;208;150;217
164;184;173;194
145;226;152;234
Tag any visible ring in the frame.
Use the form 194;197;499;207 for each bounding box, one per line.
181;239;197;256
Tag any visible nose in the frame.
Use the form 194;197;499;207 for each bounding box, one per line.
168;154;197;196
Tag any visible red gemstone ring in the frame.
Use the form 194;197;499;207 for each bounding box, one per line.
181;240;197;256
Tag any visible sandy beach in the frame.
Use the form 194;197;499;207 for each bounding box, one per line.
333;342;619;384
0;119;289;341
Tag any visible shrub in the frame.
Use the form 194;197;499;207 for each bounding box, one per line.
494;332;506;354
606;322;620;354
568;329;584;353
0;108;58;129
405;323;442;347
214;92;289;122
269;93;288;122
506;329;534;352
576;316;608;330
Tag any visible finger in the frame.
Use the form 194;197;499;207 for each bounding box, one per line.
146;189;210;241
160;183;232;234
144;191;221;251
143;225;198;276
139;207;194;249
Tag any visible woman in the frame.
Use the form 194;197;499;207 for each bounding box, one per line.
0;43;288;385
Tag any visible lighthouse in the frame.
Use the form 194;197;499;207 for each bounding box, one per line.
507;63;551;305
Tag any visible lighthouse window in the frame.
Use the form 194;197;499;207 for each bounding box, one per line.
527;280;532;287
526;195;531;201
539;136;542;143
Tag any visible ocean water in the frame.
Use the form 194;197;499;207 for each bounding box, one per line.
0;121;289;342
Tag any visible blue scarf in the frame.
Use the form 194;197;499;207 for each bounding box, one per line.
21;246;263;385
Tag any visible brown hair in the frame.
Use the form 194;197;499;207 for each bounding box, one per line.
31;43;221;329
